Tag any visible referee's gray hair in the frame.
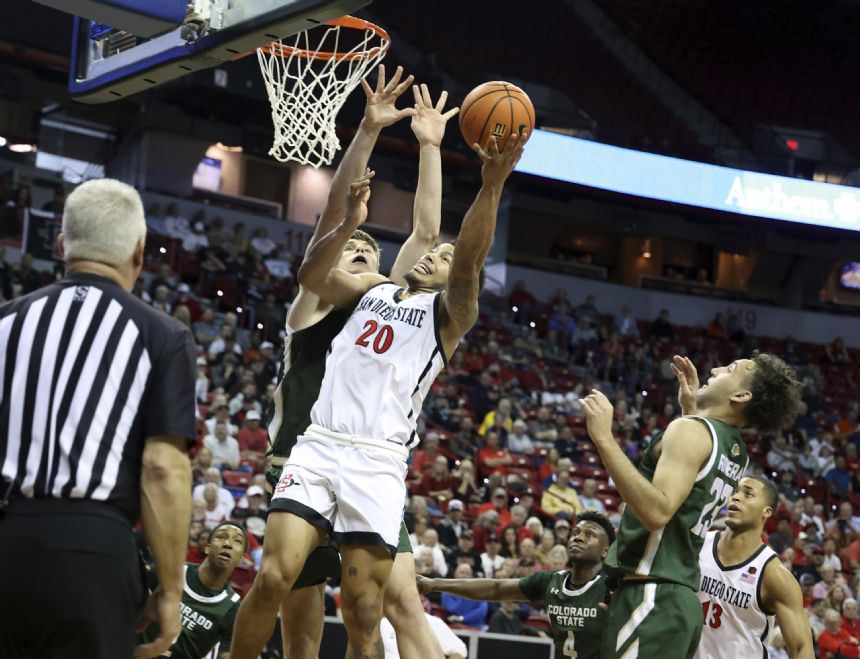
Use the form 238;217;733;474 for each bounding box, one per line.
62;179;146;266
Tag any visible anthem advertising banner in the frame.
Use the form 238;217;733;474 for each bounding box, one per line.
516;129;860;232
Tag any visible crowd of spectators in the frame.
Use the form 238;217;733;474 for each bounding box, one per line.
3;193;860;652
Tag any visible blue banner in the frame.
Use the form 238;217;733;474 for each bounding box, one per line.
515;129;860;232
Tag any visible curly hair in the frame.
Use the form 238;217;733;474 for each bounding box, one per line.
745;351;803;434
578;511;616;545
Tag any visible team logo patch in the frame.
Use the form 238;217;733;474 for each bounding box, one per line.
731;443;740;457
275;472;301;493
739;571;756;585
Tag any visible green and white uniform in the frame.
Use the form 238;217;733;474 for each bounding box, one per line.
519;570;608;659
602;416;748;659
140;564;239;659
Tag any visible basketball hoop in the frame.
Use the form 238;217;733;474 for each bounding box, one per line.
256;16;390;168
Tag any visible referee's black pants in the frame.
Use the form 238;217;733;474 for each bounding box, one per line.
0;498;147;659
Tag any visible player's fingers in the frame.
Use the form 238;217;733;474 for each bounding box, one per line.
442;106;460;120
436;90;449;111
421;83;433;107
360;77;373;98
385;66;404;93
471;142;490;160
392;75;415;98
396;107;418;121
412;84;423;107
486;135;500;156
375;64;386;92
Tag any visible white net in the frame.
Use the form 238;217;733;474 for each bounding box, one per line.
256;21;389;168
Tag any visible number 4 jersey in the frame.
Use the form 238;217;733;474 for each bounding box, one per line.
309;283;446;449
605;416;749;591
694;531;777;659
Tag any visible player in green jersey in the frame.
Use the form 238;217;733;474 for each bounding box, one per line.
417;512;615;659
579;352;802;659
263;65;458;659
139;522;246;659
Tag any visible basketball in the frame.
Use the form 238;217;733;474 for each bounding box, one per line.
459;81;535;151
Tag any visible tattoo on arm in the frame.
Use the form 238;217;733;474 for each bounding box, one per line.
348;566;358;577
446;275;478;329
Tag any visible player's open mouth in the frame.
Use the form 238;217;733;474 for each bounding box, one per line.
352;255;367;264
416;262;431;274
727;504;740;513
219;551;233;560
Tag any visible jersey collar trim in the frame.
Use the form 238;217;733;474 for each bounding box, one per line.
561;571;602;597
711;531;770;572
183;565;230;604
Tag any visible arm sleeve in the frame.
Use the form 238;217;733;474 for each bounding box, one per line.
142;326;197;444
518;571;552;601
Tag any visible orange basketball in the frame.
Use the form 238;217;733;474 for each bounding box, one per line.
459;81;535;152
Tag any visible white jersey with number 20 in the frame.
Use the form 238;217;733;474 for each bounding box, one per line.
694;530;777;659
310;282;446;449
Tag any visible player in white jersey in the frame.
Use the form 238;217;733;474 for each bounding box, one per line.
695;475;813;659
267;66;457;659
231;130;528;659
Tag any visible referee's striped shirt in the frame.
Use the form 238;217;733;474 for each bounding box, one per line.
0;271;197;522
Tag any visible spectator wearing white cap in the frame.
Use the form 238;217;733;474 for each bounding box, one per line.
233;484;268;541
203;420;240;469
172;281;201;321
438;500;467;547
237;410;269;464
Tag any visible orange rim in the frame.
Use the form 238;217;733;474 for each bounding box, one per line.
258;16;390;62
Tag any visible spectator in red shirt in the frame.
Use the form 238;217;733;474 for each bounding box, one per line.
237;410;268;462
819;608;860;658
844;599;860;640
416;456;455;503
411;432;442;474
476;489;511;527
477;431;512;478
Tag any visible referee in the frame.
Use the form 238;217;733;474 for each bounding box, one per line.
0;179;196;659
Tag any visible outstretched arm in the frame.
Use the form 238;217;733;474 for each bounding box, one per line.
287;64;414;331
297;171;386;308
763;561;815;659
438;132;528;357
581;391;712;532
416;575;525;601
390;85;459;285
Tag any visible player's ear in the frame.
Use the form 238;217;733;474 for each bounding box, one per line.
730;389;752;404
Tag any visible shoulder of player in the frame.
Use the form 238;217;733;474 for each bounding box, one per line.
660;417;713;456
759;554;800;609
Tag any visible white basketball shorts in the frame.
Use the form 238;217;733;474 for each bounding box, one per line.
269;424;408;555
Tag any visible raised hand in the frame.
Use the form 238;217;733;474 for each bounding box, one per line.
410;84;459;147
670;355;699;415
472;130;529;187
360;65;417;131
579;389;615;445
345;169;374;227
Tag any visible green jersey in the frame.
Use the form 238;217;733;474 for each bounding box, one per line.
606;416;748;591
141;564;240;658
518;570;608;659
266;308;351;459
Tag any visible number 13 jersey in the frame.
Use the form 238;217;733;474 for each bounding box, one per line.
309;282;446;449
605;416;749;591
694;531;777;659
